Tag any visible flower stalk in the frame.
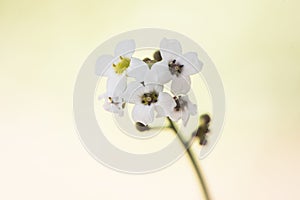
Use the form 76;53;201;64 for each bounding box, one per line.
167;117;211;200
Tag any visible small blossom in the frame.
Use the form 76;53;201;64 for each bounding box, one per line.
167;95;197;126
127;58;172;85
124;82;176;125
98;93;125;116
159;38;203;94
95;39;141;96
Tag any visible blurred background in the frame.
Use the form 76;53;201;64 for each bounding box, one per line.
1;0;299;199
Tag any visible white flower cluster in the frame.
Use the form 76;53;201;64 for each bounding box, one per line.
95;38;203;126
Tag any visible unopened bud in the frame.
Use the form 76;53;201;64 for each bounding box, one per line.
135;122;150;132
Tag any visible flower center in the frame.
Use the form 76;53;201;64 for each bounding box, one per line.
113;56;130;74
141;91;158;106
168;59;184;76
173;96;187;111
108;97;125;108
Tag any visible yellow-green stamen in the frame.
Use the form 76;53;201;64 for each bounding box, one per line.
113;56;130;74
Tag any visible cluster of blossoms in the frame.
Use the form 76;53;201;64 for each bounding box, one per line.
95;38;203;127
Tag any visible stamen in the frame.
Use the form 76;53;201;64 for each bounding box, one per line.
113;57;131;74
141;91;159;106
173;96;187;112
168;60;184;76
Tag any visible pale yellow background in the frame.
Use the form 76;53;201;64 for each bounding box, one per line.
1;0;300;199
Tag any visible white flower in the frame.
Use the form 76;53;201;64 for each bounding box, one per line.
95;39;141;96
124;81;176;125
126;58;172;85
167;95;197;126
98;93;125;116
159;38;203;94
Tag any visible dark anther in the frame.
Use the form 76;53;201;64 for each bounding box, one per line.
143;57;151;62
153;50;162;61
135;122;150;132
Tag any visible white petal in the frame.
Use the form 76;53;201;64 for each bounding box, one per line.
187;100;197;115
126;58;149;81
144;83;163;93
181;110;190;126
160;38;182;62
103;102;124;116
114;39;136;58
106;74;127;97
155;106;166;118
180;95;197;115
177;52;203;76
95;55;114;76
132;104;154;125
155;92;176;116
168;110;182;122
123;81;145;104
171;75;191;95
143;70;159;84
150;61;172;84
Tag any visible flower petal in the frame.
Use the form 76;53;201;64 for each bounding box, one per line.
155;92;176;116
144;83;163;93
150;61;172;84
160;38;182;62
103;102;124;116
177;52;203;76
126;58;149;81
155;106;166;118
168;110;182;122
95;55;114;76
171;75;191;95
181;110;190;126
114;39;136;58
106;74;127;97
184;96;197;115
132;104;154;125
123;81;145;104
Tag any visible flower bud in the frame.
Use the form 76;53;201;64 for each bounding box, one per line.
153;50;162;61
135;122;150;132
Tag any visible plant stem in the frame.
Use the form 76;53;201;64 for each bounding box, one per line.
167;117;211;200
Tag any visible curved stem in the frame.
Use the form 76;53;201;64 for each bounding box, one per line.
167;117;211;200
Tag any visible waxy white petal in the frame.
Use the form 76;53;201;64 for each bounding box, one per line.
183;96;197;115
143;83;163;94
177;52;203;76
150;61;172;84
95;55;114;76
169;110;182;122
155;92;176;116
103;102;123;115
171;75;191;95
160;38;182;62
132;104;155;125
106;74;127;97
126;58;149;80
181;110;190;126
123;81;145;104
114;39;136;58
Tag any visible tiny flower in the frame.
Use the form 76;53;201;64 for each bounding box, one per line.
124;82;176;125
95;39;142;96
98;93;125;116
167;95;197;126
127;58;172;85
159;38;203;94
